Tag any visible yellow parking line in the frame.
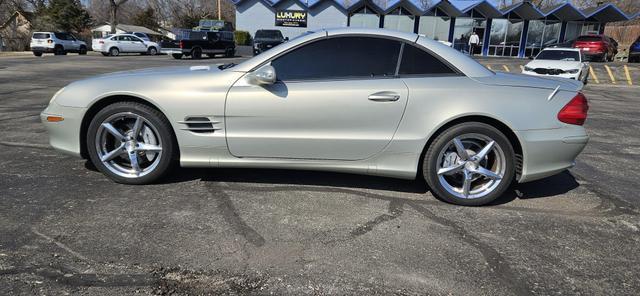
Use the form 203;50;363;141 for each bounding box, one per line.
519;65;524;72
604;65;616;84
623;65;633;85
502;65;510;72
589;66;600;84
486;65;493;70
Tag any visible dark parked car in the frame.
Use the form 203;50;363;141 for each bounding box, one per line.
253;29;288;55
629;36;640;63
572;35;618;62
161;30;235;59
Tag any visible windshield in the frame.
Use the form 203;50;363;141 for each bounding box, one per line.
576;36;601;42
255;30;283;40
33;33;50;39
536;50;580;61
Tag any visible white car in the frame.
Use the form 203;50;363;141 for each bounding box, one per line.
522;48;589;84
92;34;160;56
30;32;87;56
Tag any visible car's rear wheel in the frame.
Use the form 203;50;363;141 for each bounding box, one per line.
423;122;515;206
225;48;235;58
109;47;119;56
191;47;202;59
33;51;43;57
86;102;176;184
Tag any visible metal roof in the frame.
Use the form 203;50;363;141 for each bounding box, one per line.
501;1;544;20
232;0;633;22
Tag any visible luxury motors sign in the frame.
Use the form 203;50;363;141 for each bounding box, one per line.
275;10;308;27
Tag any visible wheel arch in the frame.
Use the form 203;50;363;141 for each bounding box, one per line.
79;94;176;159
419;115;524;181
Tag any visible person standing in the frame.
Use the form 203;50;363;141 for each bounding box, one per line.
468;31;480;56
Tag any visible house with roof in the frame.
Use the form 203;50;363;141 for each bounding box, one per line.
233;0;638;58
0;11;33;51
91;23;163;39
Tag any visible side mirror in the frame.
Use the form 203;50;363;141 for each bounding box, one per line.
284;37;289;41
248;65;276;85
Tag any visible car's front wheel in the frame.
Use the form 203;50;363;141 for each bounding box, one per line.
147;47;157;55
423;122;515;206
86;102;177;184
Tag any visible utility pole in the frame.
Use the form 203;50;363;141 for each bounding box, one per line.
217;0;221;20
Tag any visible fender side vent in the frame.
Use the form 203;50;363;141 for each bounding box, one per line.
179;117;220;133
515;153;523;180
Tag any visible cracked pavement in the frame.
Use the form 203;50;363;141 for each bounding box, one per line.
1;54;639;295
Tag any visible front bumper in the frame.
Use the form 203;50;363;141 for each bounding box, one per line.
40;101;87;158
516;126;589;183
522;70;580;80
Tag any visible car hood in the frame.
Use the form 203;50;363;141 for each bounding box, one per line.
526;60;582;70
52;65;242;108
472;72;583;92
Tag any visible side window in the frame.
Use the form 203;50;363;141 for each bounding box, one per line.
271;36;401;81
132;37;143;42
399;44;457;75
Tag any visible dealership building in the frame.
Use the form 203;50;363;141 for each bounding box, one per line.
234;0;636;58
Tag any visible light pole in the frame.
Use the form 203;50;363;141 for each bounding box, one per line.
217;0;221;20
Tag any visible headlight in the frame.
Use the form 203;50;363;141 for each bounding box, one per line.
524;66;534;71
566;69;579;74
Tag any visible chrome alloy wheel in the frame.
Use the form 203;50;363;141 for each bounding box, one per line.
95;112;163;178
435;133;506;199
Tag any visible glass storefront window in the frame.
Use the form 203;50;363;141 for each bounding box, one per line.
418;16;450;41
542;21;560;46
384;9;415;33
349;7;379;28
581;23;600;35
564;22;582;42
453;18;485;54
525;20;560;57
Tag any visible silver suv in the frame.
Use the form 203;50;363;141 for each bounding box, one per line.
30;32;88;56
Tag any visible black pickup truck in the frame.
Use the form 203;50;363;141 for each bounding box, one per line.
252;29;288;55
161;30;235;59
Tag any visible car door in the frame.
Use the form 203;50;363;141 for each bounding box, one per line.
130;36;147;52
225;36;409;160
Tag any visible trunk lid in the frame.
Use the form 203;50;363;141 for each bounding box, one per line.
472;72;583;92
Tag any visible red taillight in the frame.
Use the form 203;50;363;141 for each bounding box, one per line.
558;93;589;125
179;41;184;49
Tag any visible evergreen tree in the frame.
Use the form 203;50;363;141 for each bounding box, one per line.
38;0;92;33
132;7;159;31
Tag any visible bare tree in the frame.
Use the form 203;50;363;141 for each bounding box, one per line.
109;0;129;33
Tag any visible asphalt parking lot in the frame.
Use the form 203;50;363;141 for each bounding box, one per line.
1;53;639;295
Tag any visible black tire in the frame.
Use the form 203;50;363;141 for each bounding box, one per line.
54;45;64;55
33;51;43;57
86;101;177;185
79;46;87;55
109;47;119;56
171;53;183;60
423;122;516;206
225;47;235;58
191;47;202;59
147;47;157;56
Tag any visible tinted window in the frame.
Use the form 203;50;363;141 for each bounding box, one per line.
399;44;456;75
576;36;602;42
33;33;50;39
271;36;401;81
256;30;283;40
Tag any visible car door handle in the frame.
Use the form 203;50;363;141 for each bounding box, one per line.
368;92;400;102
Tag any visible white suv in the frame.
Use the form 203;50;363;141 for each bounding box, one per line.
30;32;88;56
92;34;160;56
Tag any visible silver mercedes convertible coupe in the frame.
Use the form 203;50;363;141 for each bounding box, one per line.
41;28;589;206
